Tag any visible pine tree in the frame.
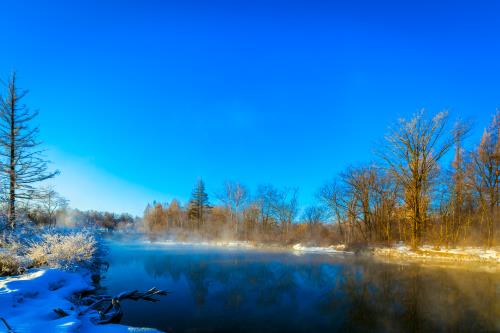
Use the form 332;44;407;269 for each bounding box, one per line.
187;179;211;229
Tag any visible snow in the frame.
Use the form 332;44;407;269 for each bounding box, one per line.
144;239;355;256
374;244;500;263
0;269;160;332
292;243;353;255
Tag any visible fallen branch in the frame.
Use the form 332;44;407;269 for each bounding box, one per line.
78;287;168;325
53;308;69;318
0;317;14;333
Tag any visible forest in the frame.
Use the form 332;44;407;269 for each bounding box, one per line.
144;110;499;249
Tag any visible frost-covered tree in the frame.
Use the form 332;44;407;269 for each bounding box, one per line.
380;110;460;247
37;186;69;227
0;72;59;229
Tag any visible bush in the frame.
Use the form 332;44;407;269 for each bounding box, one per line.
0;252;24;276
27;231;97;269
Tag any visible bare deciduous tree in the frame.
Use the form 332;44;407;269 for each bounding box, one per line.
269;187;299;241
302;205;325;236
469;111;499;247
380;110;461;247
217;181;249;235
38;186;69;227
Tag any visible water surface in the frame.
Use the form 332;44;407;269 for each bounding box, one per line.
101;239;500;333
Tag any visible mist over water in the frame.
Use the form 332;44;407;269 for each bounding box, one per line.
100;238;500;333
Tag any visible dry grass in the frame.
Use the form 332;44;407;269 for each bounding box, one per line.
0;230;98;275
27;231;97;269
0;252;25;276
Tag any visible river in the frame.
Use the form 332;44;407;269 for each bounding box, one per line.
100;238;500;333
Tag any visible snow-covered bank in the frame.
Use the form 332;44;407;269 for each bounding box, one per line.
141;238;499;264
374;244;500;264
0;268;160;332
292;243;354;255
142;239;355;255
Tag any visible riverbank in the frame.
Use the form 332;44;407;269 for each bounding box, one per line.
140;237;500;264
3;236;498;332
0;268;162;332
373;244;500;264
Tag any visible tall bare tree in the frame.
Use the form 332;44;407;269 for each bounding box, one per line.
0;72;59;228
269;187;299;241
380;110;462;247
317;180;350;243
217;181;249;235
255;184;276;232
469;111;499;247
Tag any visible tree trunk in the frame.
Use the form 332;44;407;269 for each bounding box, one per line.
8;99;16;229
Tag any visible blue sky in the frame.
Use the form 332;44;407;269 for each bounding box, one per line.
0;0;498;215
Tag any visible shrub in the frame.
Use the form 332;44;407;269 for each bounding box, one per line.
0;252;24;276
27;231;97;269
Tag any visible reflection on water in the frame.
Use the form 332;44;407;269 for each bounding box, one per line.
101;240;500;333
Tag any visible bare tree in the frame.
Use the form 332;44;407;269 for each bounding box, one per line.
469;111;499;247
0;72;59;228
440;121;474;246
341;166;377;241
269;187;299;241
317;180;350;243
302;205;325;237
255;184;276;232
38;186;69;227
217;181;249;235
380;110;463;247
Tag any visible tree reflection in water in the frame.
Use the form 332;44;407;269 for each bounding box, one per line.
103;241;500;333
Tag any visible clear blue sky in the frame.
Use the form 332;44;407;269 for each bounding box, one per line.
0;0;498;215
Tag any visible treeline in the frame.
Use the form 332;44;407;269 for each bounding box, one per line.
145;110;499;248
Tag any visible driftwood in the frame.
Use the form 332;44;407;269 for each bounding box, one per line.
79;287;168;324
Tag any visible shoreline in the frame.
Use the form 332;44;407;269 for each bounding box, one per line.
0;268;162;332
135;237;500;265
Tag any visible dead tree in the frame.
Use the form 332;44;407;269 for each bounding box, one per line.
0;72;59;228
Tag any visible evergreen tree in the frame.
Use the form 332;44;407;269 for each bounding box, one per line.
188;179;211;229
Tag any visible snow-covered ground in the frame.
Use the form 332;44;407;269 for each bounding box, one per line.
374;244;500;263
0;269;160;333
292;243;353;255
